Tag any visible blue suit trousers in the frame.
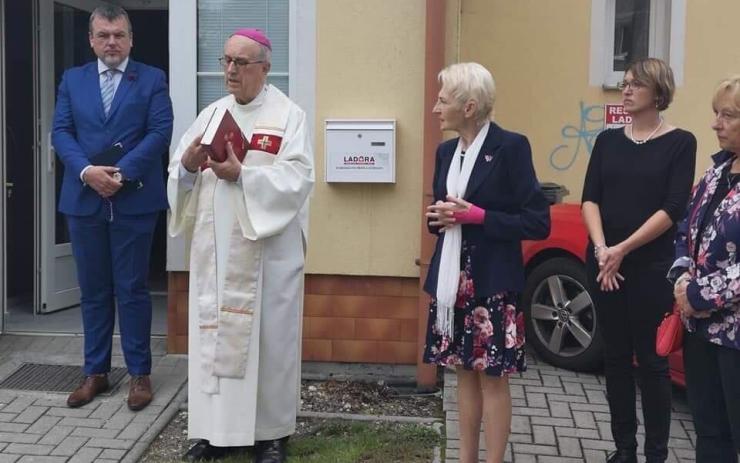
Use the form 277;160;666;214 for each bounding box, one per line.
67;203;158;376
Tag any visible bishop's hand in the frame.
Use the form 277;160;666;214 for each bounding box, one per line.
181;135;208;173
208;141;242;182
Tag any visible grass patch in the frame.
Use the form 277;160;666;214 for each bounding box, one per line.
288;421;441;462
215;420;441;463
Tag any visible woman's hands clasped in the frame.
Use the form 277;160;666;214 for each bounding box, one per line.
673;272;710;319
426;195;472;231
595;244;626;292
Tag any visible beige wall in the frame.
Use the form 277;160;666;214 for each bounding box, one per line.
678;0;740;170
306;0;740;278
455;0;740;201
307;0;426;277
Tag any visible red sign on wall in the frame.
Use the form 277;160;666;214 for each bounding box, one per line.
604;104;632;129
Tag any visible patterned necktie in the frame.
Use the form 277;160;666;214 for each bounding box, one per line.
100;69;116;117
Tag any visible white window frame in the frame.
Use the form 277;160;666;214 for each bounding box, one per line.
166;0;316;271
590;0;686;88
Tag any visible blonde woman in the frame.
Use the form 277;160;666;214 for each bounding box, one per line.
672;76;740;463
423;62;550;463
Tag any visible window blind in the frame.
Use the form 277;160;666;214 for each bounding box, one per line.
197;0;289;111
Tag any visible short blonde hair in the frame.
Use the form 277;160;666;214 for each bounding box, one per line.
712;75;740;113
626;58;675;111
438;62;495;123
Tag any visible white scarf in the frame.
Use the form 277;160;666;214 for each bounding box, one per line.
435;122;490;338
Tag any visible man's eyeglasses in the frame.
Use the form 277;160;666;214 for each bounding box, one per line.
617;79;647;91
218;56;265;69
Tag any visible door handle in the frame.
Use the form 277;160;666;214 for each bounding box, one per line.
6;182;13;199
48;132;54;173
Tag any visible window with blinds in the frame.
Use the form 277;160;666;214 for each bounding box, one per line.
197;0;289;112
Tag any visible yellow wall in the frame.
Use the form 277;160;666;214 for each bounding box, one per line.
455;0;740;201
306;0;740;278
679;0;740;169
307;0;426;277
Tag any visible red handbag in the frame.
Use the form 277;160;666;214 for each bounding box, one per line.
656;303;684;357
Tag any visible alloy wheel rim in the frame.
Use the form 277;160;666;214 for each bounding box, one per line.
530;274;597;358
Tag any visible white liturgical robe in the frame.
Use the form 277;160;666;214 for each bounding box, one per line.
168;85;313;446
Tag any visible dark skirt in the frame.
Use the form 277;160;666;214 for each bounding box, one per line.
423;243;526;376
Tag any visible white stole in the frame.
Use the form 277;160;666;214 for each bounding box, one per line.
190;89;292;394
435;123;490;338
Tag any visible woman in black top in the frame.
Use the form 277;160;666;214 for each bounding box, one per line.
581;58;696;463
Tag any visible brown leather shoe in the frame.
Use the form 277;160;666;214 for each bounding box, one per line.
127;375;153;411
67;374;109;408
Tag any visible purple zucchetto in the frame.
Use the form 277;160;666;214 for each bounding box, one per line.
232;28;272;50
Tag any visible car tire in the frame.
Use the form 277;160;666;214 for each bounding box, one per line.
522;257;603;372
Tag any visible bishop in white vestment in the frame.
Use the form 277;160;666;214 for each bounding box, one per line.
167;28;313;462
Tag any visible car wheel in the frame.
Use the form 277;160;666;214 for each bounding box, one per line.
522;257;603;371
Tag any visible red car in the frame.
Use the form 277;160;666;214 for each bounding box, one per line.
521;203;685;386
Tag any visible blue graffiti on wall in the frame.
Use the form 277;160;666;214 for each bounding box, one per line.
548;102;605;171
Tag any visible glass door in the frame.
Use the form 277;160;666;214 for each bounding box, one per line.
36;0;102;313
0;0;6;332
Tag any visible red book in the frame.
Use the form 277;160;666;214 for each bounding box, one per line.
201;107;248;163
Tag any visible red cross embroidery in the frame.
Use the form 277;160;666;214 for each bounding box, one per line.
256;135;272;150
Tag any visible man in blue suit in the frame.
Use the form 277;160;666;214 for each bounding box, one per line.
52;5;173;411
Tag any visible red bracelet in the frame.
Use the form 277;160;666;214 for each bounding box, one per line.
453;204;485;225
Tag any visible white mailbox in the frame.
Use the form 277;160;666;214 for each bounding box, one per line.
325;119;396;183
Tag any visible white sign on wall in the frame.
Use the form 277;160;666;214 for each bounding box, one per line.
325;119;396;183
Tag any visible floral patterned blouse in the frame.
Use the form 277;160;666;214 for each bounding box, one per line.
673;150;740;349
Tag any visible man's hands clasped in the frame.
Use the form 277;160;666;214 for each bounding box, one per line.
180;135;242;183
83;166;123;198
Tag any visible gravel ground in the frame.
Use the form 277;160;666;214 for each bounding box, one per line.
140;379;443;461
300;379;442;417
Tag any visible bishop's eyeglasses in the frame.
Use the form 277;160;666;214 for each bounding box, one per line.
218;56;265;69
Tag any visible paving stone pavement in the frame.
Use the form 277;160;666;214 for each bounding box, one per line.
0;335;188;462
443;352;697;463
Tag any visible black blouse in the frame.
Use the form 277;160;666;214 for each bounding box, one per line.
582;128;697;264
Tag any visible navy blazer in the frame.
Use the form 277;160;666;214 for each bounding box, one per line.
52;59;173;216
423;122;551;297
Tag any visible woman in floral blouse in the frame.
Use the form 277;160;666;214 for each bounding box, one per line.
672;76;740;463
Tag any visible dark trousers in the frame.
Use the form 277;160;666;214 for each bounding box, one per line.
684;331;740;463
67;205;158;376
587;256;673;461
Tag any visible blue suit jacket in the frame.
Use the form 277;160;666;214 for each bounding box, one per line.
52;59;173;216
423;122;551;297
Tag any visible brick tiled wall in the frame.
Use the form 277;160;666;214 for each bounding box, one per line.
302;275;420;364
167;272;421;364
167;272;189;354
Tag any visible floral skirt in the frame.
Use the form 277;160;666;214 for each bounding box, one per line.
423;243;526;377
